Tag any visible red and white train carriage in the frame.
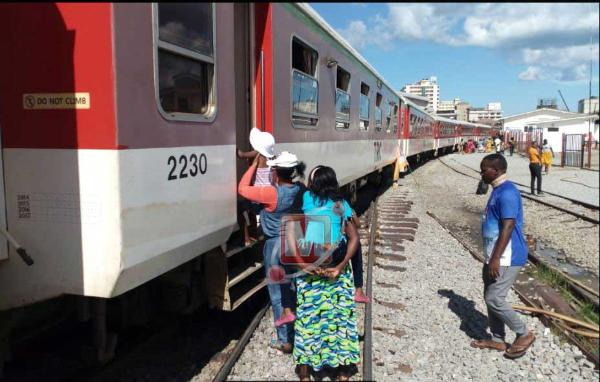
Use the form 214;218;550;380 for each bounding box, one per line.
0;2;494;364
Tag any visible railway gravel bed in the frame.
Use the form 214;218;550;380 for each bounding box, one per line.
437;154;599;278
227;168;598;381
448;152;599;208
227;218;371;381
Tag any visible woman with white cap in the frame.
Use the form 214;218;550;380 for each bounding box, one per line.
238;150;306;354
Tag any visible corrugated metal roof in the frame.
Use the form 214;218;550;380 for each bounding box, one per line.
500;108;580;121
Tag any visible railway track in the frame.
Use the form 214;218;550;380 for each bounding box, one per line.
427;211;600;369
213;200;380;381
438;157;600;225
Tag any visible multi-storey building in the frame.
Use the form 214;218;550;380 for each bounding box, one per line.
402;76;439;113
468;102;503;122
455;102;471;122
578;97;599;114
437;98;462;119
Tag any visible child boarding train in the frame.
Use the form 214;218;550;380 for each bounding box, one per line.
0;2;495;364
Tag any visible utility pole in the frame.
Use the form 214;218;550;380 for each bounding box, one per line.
587;22;593;168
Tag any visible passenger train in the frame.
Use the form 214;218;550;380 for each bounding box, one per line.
0;3;496;364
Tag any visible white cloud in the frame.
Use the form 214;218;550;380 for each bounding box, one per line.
337;3;600;83
338;20;370;49
522;45;598;69
518;66;546;81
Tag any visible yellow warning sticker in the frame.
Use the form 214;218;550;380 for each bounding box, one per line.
23;93;90;110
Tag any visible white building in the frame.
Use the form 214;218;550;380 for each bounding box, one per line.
578;97;599;114
402;76;439;113
500;108;599;152
437;98;464;120
437;98;460;112
468;103;503;122
487;102;501;111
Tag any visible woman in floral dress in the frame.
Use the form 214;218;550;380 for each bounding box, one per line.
293;165;360;381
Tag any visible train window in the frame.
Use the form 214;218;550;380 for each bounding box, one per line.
375;93;383;131
155;3;216;120
292;37;319;127
359;82;370;130
335;66;351;129
336;66;350;91
391;104;398;133
385;102;392;133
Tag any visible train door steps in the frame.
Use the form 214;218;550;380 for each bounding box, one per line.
223;235;264;258
206;236;267;311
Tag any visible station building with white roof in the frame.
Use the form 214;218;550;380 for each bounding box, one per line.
500;108;599;152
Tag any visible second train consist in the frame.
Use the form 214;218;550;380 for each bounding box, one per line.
0;2;496;364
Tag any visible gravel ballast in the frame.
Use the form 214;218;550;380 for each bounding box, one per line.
227;160;598;381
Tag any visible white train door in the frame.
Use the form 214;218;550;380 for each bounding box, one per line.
0;128;8;260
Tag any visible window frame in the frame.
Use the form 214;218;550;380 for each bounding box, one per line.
152;3;218;123
335;65;351;130
390;102;400;134
375;93;383;131
290;35;319;129
359;82;370;131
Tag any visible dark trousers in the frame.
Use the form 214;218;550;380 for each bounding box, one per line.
509;146;514;156
351;242;364;288
529;163;542;194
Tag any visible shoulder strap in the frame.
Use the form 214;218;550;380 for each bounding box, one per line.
334;201;348;240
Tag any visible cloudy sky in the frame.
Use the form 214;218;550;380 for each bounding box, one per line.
310;3;599;116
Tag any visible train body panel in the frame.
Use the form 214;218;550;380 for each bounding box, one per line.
0;4;240;310
278;139;398;187
0;2;496;312
0;145;236;309
270;4;401;144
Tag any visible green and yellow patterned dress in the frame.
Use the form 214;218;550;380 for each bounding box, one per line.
293;264;360;371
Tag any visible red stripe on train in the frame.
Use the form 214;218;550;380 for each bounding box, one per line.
255;4;273;134
0;3;117;149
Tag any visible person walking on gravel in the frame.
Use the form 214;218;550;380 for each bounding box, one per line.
540;139;554;175
471;153;536;359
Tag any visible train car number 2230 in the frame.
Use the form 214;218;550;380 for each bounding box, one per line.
167;153;208;181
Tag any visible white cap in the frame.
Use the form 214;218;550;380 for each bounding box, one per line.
249;127;275;158
266;151;299;168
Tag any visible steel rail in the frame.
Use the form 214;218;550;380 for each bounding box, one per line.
212;302;270;382
426;210;599;369
438;158;600;225
213;197;380;382
446;158;599;211
363;199;378;382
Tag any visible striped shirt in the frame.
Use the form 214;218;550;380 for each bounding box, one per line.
254;166;272;187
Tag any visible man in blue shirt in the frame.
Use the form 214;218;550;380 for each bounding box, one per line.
470;154;536;359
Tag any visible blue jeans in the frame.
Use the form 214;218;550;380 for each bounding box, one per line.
263;237;295;344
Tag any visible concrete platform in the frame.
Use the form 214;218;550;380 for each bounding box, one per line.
445;152;599;208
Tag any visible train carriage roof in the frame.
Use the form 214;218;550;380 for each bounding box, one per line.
297;4;495;132
297;4;398;97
